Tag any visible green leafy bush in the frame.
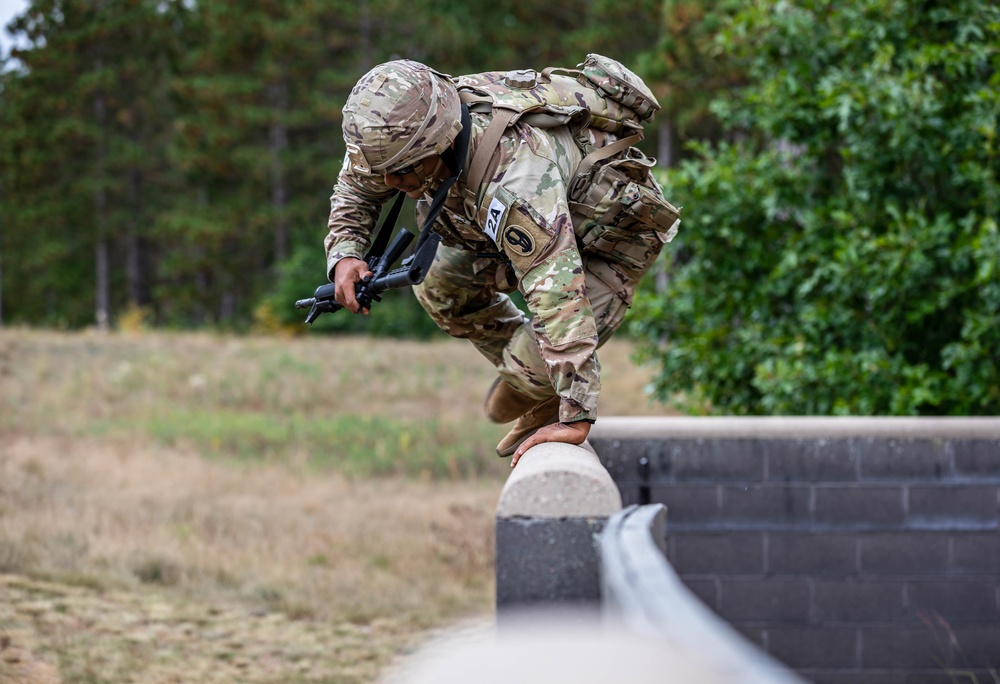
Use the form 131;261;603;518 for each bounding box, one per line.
632;0;1000;414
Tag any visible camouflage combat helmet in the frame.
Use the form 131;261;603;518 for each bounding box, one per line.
343;60;463;175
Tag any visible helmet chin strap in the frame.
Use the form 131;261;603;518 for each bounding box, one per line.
411;156;445;195
411;104;472;252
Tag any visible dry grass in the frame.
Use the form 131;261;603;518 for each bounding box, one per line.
0;327;669;682
0;329;667;478
1;434;497;683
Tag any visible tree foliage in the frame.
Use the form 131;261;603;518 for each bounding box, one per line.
633;0;1000;415
0;0;662;330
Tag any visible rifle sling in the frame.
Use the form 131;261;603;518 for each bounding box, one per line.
413;103;473;251
365;190;406;261
363;104;471;264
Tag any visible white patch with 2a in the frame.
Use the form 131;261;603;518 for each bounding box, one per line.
484;196;507;244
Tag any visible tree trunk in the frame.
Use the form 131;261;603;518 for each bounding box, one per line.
94;78;110;332
0;237;4;327
195;188;209;325
0;204;4;327
359;0;373;70
658;119;674;168
126;166;148;308
268;80;289;264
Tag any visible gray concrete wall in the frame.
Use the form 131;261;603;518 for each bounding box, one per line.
483;437;802;684
601;504;806;684
589;417;1000;684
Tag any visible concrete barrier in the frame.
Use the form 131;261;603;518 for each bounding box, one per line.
494;440;621;610
387;434;809;684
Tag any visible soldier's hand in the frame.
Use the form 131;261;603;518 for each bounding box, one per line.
333;258;373;314
511;421;592;468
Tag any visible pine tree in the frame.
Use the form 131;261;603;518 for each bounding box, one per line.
0;0;184;327
164;0;369;326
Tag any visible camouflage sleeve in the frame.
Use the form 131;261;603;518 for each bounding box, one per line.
325;156;397;280
480;130;600;423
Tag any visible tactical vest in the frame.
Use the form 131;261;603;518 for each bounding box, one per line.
455;54;681;265
456;54;656;208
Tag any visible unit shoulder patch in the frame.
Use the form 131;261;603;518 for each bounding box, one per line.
501;223;536;258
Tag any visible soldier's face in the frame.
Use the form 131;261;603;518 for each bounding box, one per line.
384;156;446;199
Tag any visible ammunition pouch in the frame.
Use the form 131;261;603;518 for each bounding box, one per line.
569;147;681;269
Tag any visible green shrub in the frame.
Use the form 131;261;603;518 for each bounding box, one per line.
632;0;1000;415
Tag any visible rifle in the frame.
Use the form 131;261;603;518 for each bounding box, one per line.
297;106;471;326
295;199;441;325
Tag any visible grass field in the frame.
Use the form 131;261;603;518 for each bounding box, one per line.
0;328;671;683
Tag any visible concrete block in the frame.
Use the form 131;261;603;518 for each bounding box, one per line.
671;531;765;574
859;532;951;575
953;439;1000;479
908;485;998;529
589;417;1000;442
798;671;906;684
719;578;812;623
860;439;950;480
814;486;905;528
721;484;811;527
813;579;908;623
767;439;857;482
907;579;1000;621
767;532;858;575
495;442;622;610
952;531;1000;574
672;439;765;482
495;518;605;607
903;672;1000;684
944;625;1000;667
735;625;767;650
495;441;621;519
860;626;944;668
768;626;859;669
594;438;669;482
586;417;1000;682
679;576;720;611
648;484;719;526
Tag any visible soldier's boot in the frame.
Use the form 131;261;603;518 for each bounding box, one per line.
484;377;548;424
495;396;561;457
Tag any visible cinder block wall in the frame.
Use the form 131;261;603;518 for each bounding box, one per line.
590;418;1000;684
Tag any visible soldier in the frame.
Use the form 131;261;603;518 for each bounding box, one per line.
325;59;679;467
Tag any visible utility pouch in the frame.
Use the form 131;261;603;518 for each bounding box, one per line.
569;147;681;269
576;53;660;123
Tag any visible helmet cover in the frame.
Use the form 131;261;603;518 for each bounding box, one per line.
343;60;463;175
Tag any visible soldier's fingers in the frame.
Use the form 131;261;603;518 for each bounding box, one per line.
511;426;554;467
334;262;371;313
334;277;358;313
512;423;590;467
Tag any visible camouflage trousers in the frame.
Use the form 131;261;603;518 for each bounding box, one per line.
413;240;663;402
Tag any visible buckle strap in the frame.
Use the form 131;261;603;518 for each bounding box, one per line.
571;130;643;191
463;108;517;220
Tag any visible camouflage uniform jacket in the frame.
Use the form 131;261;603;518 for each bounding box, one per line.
326;112;621;424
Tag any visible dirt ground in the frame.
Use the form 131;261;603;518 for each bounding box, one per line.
0;435;500;684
